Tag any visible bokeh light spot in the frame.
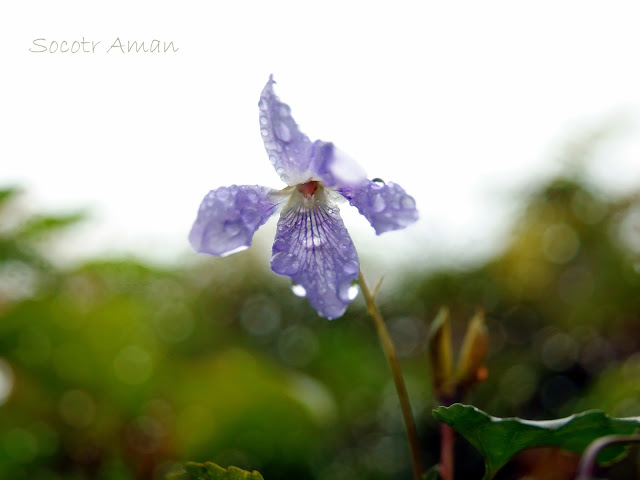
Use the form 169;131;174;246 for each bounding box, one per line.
0;260;38;301
542;224;580;264
59;390;96;428
541;332;578;372
153;303;194;343
499;364;538;407
113;345;153;385
240;294;282;336
277;326;319;367
2;428;38;463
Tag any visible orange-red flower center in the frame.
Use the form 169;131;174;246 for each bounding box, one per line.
298;181;319;197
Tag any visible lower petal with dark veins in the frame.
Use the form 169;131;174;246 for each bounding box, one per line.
271;199;360;319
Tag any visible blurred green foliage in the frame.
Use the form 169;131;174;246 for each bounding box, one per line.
168;461;264;480
0;146;639;480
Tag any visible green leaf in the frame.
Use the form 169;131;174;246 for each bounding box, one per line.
433;404;640;480
16;212;86;238
421;465;442;480
0;186;21;207
167;462;264;480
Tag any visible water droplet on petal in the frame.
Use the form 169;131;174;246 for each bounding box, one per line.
372;178;385;188
220;245;249;257
215;187;230;200
401;196;416;209
275;122;291;142
291;283;307;298
372;194;386;213
347;283;359;300
269;155;278;164
259;116;268;126
338;279;359;302
343;261;359;275
241;208;260;227
223;220;242;235
260;128;269;137
271;251;300;275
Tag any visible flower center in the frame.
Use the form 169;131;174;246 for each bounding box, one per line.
298;180;319;197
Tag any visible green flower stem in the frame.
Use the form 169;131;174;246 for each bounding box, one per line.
575;434;640;480
358;271;422;480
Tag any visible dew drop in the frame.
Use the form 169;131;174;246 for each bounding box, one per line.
271;251;300;275
220;245;249;257
259;116;268;126
223;221;242;235
372;194;386;212
372;178;385;188
269;155;278;164
347;283;359;301
215;187;230;200
339;279;359;302
275;122;291;142
260;128;269;137
343;261;359;275
401;196;416;209
240;208;260;227
291;283;307;298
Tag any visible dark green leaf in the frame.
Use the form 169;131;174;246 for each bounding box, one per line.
421;465;442;480
433;404;640;479
167;462;264;480
0;186;20;207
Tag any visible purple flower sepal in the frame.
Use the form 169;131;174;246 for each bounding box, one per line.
190;76;418;319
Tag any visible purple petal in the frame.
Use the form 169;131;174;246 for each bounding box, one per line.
343;180;419;235
307;141;367;189
259;76;313;185
190;185;280;256
271;194;360;319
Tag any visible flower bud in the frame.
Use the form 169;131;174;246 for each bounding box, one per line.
455;310;489;391
428;307;455;399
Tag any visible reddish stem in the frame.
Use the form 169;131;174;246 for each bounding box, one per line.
440;423;455;480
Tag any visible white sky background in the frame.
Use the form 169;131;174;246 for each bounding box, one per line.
1;1;640;274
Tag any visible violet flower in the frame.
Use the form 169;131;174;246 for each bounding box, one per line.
190;76;418;319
